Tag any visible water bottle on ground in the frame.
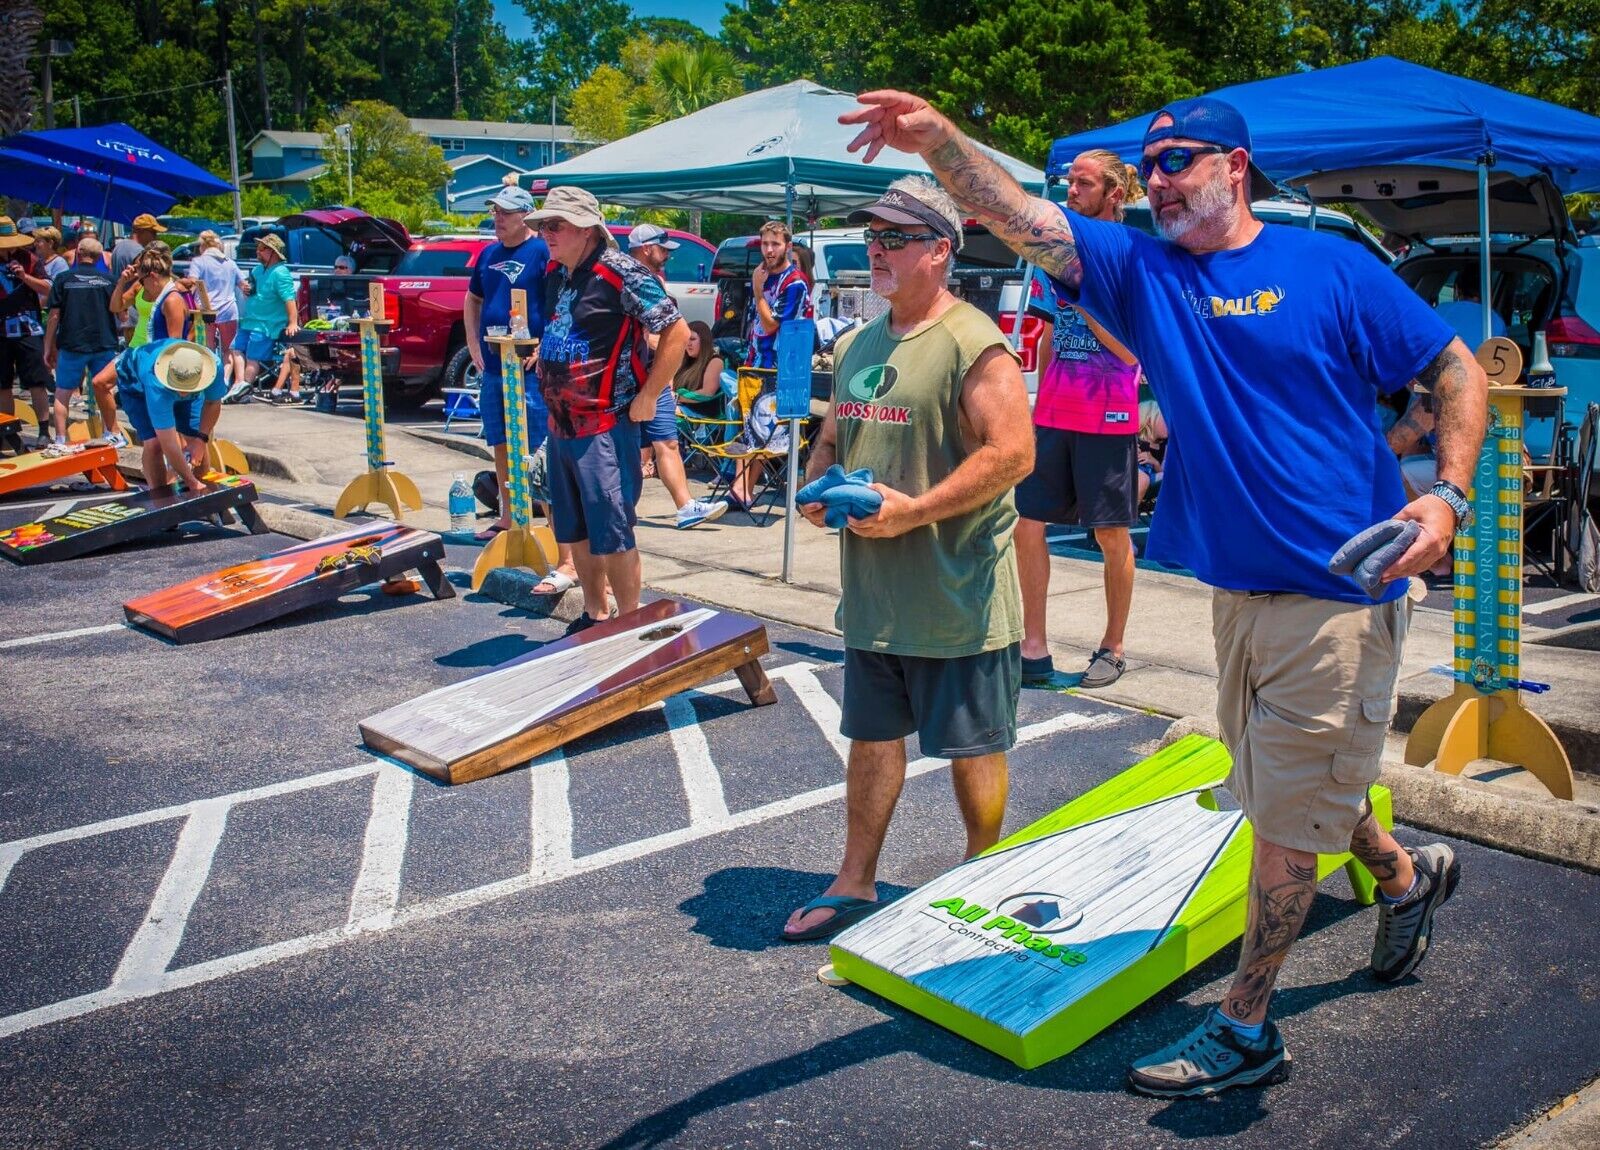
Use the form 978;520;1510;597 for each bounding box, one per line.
448;472;474;533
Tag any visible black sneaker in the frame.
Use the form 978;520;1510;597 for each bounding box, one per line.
1127;1009;1291;1098
1371;843;1459;982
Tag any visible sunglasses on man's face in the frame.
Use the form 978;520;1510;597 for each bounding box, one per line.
862;228;940;251
1139;145;1228;182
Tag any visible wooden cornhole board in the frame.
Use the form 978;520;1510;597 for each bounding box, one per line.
0;474;264;565
828;734;1391;1069
0;444;125;497
360;597;777;784
123;520;453;644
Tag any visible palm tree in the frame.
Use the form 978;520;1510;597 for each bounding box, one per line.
625;42;743;133
0;2;45;137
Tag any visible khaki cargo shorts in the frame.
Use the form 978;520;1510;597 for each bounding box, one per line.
1214;589;1407;855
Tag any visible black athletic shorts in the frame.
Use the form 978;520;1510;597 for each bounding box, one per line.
1014;426;1138;528
0;336;52;393
840;643;1021;758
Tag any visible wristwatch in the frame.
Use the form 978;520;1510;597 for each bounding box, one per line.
1429;480;1473;531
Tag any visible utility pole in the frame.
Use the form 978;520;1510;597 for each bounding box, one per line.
72;96;81;127
550;94;557;165
224;70;243;232
41;41;74;129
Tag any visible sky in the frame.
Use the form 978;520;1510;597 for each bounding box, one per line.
492;0;726;38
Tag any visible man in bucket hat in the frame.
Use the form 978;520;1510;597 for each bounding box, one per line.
840;89;1488;1096
464;181;551;539
90;338;227;491
525;186;689;630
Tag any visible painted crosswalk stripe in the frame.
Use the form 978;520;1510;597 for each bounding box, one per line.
111;800;231;992
345;769;415;934
0;623;129;649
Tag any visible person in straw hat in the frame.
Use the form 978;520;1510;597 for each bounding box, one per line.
90;338;227;490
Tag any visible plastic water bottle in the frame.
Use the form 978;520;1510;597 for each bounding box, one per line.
448;472;474;533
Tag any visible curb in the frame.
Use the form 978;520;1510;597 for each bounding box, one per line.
402;426;494;463
255;504;353;540
1157;716;1600;873
478;567;587;622
239;446;322;485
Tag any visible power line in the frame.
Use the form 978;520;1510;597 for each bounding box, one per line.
65;75;226;108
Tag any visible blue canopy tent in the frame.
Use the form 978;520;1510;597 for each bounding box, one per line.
0;147;174;223
1044;57;1600;344
2;123;235;199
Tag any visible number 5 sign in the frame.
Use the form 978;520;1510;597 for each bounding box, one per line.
1475;336;1523;386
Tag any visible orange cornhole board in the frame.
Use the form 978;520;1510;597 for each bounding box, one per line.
123;520;453;644
0;445;125;496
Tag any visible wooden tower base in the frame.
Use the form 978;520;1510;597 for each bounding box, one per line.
471;523;557;589
1405;683;1574;800
334;468;423;521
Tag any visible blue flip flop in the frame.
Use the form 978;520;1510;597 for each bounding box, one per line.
780;894;881;942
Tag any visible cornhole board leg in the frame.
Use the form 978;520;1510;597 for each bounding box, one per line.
123;523;451;644
0;413;23;454
359;598;775;784
0;446;127;496
0;477;261;564
827;734;1392;1070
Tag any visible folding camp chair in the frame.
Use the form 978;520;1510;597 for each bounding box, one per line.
442;386;481;432
677;367;803;526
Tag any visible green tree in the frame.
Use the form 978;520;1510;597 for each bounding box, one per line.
569;64;635;143
720;0;934;93
626;41;744;132
310;101;452;211
1148;0;1297;89
515;0;635;119
929;0;1196;161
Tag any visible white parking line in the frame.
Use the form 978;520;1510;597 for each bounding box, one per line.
0;623;130;649
528;749;573;879
664;694;731;824
111;800;230;993
345;769;415;934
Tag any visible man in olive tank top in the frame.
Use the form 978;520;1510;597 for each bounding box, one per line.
781;177;1036;943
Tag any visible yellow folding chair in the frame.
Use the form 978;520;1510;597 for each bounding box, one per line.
676;367;805;525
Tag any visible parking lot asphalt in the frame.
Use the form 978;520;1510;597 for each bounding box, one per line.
1;488;1598;1150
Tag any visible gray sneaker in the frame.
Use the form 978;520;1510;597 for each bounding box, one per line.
1080;647;1125;689
1127;1009;1291;1098
1371;843;1459;983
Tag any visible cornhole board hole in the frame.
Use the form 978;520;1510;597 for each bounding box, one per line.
828;734;1391;1070
0;474;264;565
360;597;777;784
0;445;125;497
123;520;453;644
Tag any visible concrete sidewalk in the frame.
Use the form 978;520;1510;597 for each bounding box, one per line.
205;402;1600;861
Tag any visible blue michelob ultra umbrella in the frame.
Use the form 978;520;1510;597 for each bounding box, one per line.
2;122;234;199
0;146;174;223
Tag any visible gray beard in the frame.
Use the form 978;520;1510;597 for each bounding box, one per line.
1154;171;1235;245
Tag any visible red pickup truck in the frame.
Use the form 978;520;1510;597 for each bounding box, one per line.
301;227;716;408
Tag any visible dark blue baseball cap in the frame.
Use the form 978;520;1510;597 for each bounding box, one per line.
1142;96;1277;201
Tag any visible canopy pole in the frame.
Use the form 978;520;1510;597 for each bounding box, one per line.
1478;159;1492;347
1308;199;1318;232
782;167;799;584
1013;263;1035;352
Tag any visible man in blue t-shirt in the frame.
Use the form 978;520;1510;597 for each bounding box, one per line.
464;183;551;539
90;338;228;491
842;90;1490;1098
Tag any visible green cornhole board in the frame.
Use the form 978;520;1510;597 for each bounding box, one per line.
828;734;1391;1069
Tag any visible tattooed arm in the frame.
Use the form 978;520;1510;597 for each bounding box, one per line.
1385;390;1434;457
840;90;1083;290
1381;337;1488;582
